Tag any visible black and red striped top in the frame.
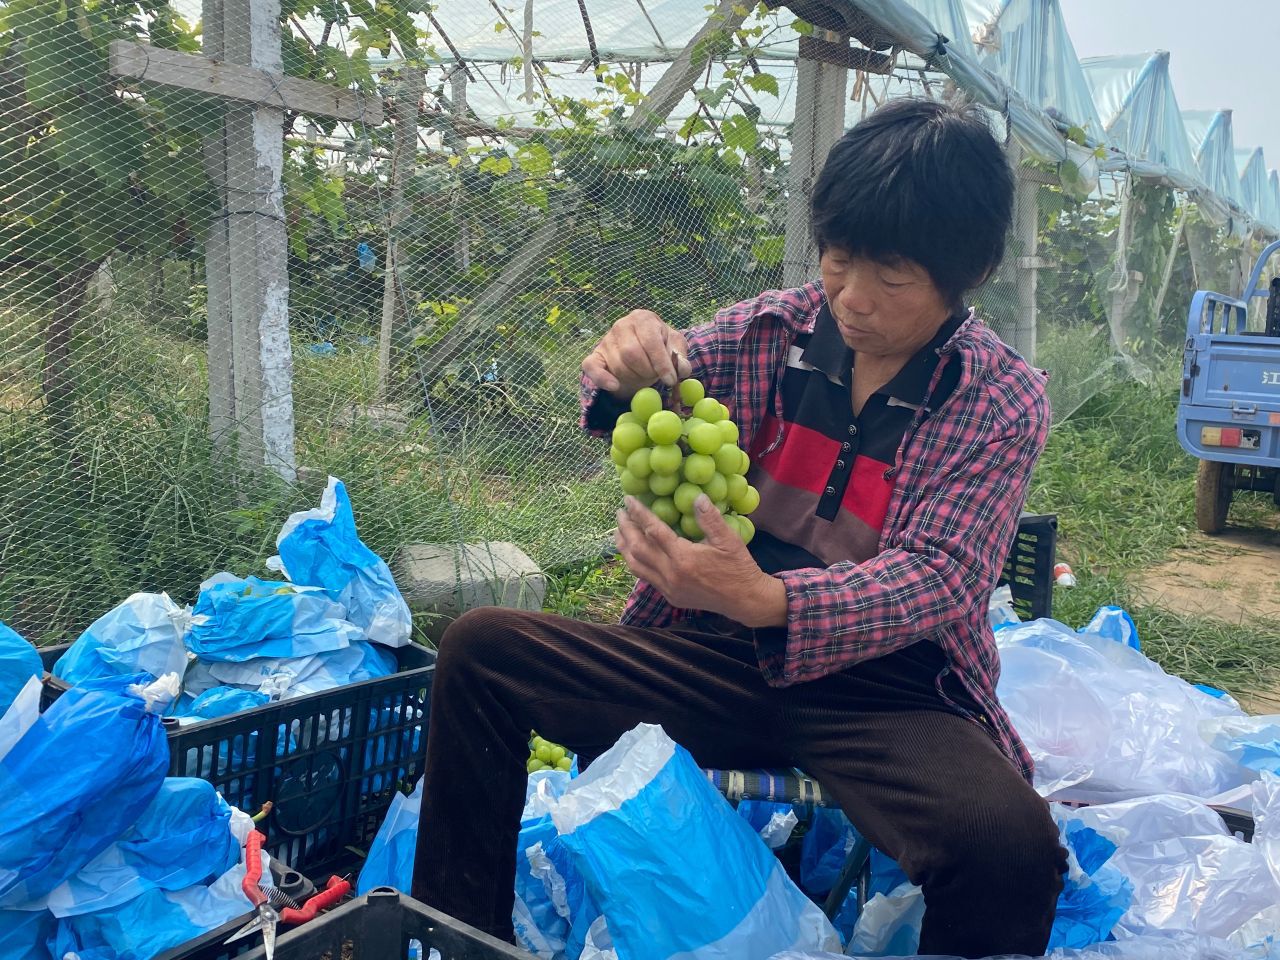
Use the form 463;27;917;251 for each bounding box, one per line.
747;303;963;575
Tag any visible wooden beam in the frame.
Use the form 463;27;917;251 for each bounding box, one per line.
797;35;892;75
109;39;384;125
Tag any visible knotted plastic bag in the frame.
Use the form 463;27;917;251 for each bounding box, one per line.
549;724;840;960
186;573;362;662
268;476;412;648
52;593;190;686
0;673;169;907
0;623;40;716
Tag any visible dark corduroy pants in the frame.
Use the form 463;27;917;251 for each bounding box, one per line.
411;607;1065;959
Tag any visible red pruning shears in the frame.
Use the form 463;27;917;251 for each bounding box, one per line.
226;830;352;960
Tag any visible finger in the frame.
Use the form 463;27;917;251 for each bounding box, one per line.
664;329;693;380
581;349;619;392
608;326;663;388
616;509;664;586
623;495;679;548
693;495;738;548
629;322;679;388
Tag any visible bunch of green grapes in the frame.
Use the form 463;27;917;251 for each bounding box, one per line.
527;734;574;773
609;379;760;544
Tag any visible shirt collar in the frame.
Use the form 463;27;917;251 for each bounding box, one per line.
800;304;967;405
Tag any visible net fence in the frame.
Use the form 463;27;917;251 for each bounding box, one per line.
0;0;1256;641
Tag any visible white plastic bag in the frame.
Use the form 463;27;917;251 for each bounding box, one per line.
994;617;1248;800
549;724;840;960
52;592;191;685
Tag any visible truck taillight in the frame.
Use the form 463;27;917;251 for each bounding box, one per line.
1201;427;1261;449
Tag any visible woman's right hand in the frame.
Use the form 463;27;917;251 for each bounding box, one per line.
581;309;693;399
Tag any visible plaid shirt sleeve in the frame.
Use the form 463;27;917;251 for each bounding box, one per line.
757;368;1050;686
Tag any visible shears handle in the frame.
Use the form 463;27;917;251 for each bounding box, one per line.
240;830;268;908
279;875;351;925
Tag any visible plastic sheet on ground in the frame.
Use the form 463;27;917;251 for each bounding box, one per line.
993;612;1266;801
186;573;363;663
548;723;840;960
357;777;423;895
0;673;170;907
52;593;190;687
772;933;1254;959
0;622;40;715
268;476;413;648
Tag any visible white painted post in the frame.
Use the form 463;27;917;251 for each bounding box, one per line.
1012;161;1040;362
202;0;297;481
783;32;849;289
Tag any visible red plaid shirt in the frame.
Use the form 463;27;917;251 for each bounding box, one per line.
581;282;1050;781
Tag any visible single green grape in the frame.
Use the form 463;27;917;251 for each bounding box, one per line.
679;378;705;407
702;472;727;503
613;422;648;454
692;397;723;423
527;757;545;773
620;469;649;495
651;496;680;526
730;484;760;515
649;444;683;475
673;482;702;515
688;422;723;456
648;471;679;496
683;453;715;485
736;449;751;475
616;412;642;429
550;745;566;763
738;515;755;544
681;416;706;437
726;473;748;501
717;420;739;445
610;445;629;468
679;512;705;540
712;445;740;475
535;744;553;763
630;387;663;424
555;757;573;771
646;410;682;445
626;447;653;479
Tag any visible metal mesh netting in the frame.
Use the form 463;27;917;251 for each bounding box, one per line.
0;0;1253;641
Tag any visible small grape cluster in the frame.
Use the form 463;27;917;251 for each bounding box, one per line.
609;379;760;543
527;734;574;773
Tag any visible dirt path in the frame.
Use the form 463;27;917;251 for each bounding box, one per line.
1133;521;1280;713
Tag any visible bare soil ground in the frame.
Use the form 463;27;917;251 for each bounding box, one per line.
1134;518;1280;713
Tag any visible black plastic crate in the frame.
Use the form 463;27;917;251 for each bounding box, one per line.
999;513;1057;622
156;889;530;960
37;643;435;879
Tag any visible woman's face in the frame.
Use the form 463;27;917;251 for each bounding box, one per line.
820;247;954;360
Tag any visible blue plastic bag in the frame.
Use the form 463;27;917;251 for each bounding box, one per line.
0;622;40;715
184;686;270;721
549;724;839;960
0;674;169;906
357;777;422;894
186;574;362;662
52;593;189;687
39;778;240;918
0;907;54;960
268;477;412;648
51;852;264;960
800;807;859;896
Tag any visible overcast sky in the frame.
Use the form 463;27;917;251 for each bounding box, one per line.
1059;0;1280;170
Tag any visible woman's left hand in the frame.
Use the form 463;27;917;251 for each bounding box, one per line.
614;495;787;627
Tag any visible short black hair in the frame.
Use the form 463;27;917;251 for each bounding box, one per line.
810;97;1013;306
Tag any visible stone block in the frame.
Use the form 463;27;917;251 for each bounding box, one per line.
393;541;545;639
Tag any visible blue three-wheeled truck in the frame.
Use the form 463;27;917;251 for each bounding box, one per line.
1178;239;1280;533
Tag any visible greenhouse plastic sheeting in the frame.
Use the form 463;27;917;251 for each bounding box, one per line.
1081;52;1199;186
1237;147;1275;230
969;0;1104;140
1185;110;1246;208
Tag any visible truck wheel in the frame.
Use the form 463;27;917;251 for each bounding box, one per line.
1195;460;1234;534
